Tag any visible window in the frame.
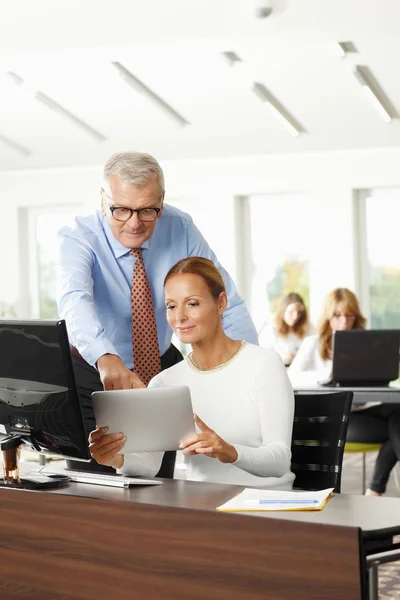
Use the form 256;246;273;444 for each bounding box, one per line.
359;189;400;328
166;195;236;356
28;207;85;318
244;193;315;334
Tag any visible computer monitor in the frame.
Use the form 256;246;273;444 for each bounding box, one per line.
0;319;90;488
331;329;400;387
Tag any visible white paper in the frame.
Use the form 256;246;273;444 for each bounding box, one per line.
216;487;334;512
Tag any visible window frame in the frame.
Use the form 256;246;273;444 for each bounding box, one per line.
353;189;370;323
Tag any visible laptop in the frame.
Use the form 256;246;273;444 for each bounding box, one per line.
321;329;400;388
91;385;195;453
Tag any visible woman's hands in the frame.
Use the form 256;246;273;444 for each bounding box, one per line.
90;414;238;469
179;414;238;464
88;427;125;469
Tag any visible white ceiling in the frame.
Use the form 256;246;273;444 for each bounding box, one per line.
1;0;400;171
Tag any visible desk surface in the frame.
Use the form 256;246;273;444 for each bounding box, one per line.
294;385;400;404
48;477;400;540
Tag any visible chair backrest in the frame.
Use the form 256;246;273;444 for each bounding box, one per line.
291;391;353;493
155;450;176;478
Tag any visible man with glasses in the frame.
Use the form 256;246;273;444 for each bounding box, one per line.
57;151;257;474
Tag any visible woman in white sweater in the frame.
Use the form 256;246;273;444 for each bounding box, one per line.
90;257;295;489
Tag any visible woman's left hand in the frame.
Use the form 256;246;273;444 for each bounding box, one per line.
179;414;238;464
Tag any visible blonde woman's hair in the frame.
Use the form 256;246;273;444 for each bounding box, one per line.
318;288;366;361
275;292;308;339
164;256;226;299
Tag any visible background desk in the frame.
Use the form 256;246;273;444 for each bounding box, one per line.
1;478;399;600
294;385;400;404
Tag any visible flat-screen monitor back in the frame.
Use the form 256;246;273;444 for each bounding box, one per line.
332;329;400;386
0;319;90;461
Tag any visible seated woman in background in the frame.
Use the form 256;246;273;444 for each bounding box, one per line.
288;287;400;497
90;257;295;489
259;292;311;366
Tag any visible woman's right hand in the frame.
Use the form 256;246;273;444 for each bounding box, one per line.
88;427;126;469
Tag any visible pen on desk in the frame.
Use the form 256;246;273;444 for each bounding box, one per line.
247;499;319;505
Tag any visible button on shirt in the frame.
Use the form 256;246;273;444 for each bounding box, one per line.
57;204;258;369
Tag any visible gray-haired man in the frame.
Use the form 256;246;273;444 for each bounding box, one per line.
57;151;258;474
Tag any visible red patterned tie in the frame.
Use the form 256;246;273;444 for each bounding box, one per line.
130;248;161;385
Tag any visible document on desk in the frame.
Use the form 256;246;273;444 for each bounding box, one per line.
216;487;334;512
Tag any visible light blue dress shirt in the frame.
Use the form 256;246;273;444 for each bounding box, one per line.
57;204;258;369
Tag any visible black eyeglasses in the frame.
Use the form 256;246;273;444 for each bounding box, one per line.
108;204;161;222
102;189;162;222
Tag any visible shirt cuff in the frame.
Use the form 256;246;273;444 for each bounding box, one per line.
79;339;120;367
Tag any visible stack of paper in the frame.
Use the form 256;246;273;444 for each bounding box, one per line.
216;487;334;512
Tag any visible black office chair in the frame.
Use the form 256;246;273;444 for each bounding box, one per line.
155;450;176;479
291;391;353;493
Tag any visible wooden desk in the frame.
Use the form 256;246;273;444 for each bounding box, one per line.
294;385;400;405
0;479;367;600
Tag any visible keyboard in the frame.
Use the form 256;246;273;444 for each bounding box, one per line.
58;469;163;488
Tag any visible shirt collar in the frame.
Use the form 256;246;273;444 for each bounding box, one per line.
101;213;150;258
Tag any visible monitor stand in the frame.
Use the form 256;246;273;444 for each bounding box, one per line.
0;435;70;490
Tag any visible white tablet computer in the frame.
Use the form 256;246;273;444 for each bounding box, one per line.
91;385;195;453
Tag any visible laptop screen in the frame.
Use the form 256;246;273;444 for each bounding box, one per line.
332;330;400;386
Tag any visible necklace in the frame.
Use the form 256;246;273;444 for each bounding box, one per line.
187;340;247;374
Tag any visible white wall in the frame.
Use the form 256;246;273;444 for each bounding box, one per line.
1;146;400;320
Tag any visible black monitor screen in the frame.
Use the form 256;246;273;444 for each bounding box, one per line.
0;319;90;461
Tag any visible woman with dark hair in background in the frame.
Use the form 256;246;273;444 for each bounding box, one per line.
289;287;400;496
259;292;311;366
89;257;295;489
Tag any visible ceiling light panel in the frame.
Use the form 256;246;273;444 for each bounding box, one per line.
332;41;358;59
111;61;190;128
353;65;398;123
221;51;242;67
252;83;305;137
0;95;108;162
219;43;307;137
4;71;107;142
35;92;106;142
